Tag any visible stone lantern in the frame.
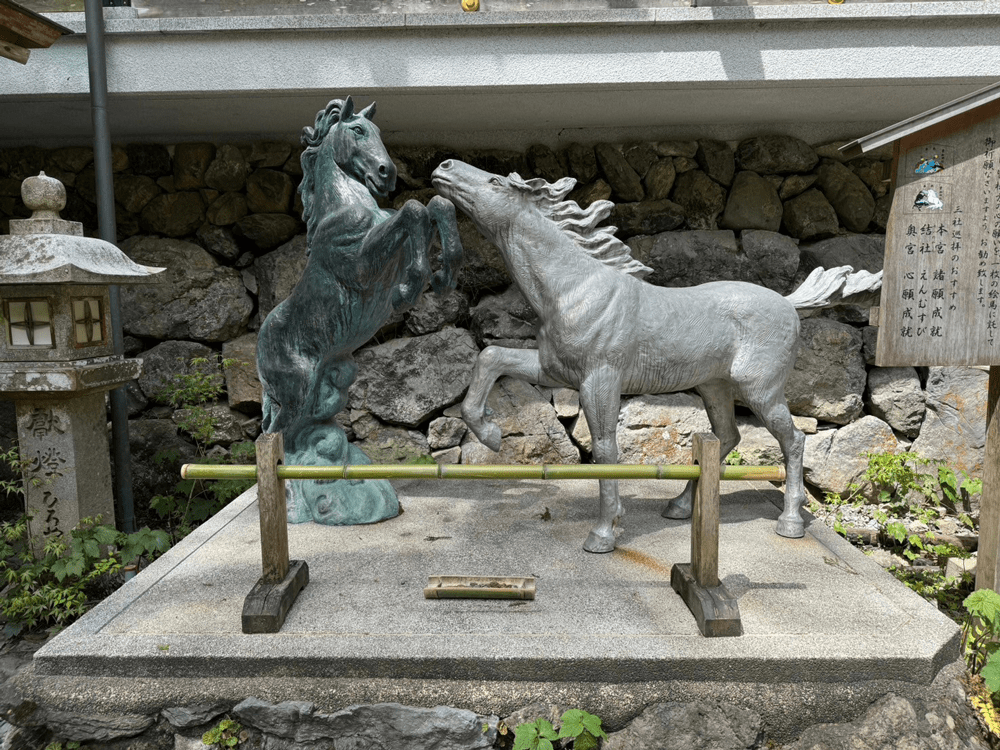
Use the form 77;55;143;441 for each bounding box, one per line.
0;173;162;542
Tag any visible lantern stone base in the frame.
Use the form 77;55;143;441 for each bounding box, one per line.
16;392;115;541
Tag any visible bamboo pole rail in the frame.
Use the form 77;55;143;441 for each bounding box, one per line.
181;462;786;483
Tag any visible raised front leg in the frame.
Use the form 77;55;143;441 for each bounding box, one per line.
461;346;562;452
578;365;624;554
425;195;464;294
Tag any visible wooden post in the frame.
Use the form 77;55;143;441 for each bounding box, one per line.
977;367;1000;591
670;433;742;637
241;432;309;634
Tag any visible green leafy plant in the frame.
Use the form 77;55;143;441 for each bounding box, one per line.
203;717;247;748
44;742;81;750
724;449;743;466
963;589;1000;738
513;709;607;750
151;357;255;543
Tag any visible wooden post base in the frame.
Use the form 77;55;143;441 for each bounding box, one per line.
242;559;310;634
670;563;742;638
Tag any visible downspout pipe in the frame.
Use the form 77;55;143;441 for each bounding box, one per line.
85;0;136;534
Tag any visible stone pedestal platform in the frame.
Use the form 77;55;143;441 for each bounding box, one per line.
23;478;959;742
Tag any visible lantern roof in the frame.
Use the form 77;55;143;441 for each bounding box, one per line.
0;173;164;285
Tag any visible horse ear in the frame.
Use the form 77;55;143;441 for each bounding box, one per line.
342;96;356;120
359;102;377;121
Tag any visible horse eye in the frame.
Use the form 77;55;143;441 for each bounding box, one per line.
489;177;502;186
352;126;365;135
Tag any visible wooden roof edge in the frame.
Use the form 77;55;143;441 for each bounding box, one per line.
0;0;74;50
840;80;1000;159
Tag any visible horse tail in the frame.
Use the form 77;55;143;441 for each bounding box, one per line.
784;265;882;309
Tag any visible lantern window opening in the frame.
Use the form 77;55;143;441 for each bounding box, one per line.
71;297;105;347
4;299;54;348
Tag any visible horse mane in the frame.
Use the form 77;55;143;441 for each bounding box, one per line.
298;99;351;241
508;173;652;279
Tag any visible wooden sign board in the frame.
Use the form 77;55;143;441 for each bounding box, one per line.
877;98;1000;366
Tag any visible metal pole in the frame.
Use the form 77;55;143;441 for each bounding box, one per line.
85;0;135;533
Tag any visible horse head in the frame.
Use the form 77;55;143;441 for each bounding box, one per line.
432;159;575;243
302;96;397;201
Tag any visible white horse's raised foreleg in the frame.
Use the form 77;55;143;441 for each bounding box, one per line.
461;346;562;451
579;365;624;554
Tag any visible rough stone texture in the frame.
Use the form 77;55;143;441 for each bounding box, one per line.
127;419;198;504
246;169;294;214
46;146;93;174
849;157;890;199
873;192;892;231
673;156;698;173
799;233;886;275
696;139;735;187
616;393;712;465
161;703;228;730
461;378;579;465
253;234;308;322
233;698;497;750
427;417;467;450
644;158;677;201
565;143;598;184
786;318;866;425
136;340;219;403
804;417;899;495
206;191;248;226
604;701;762;750
624;142;659;179
455;213;512;293
720;170;783;232
735;135;818;175
630;230;740;289
355;425;432;463
233;213;299;252
249;140;293;169
741;230;800;295
139;192;206;237
865;366;925;438
778;173;818;201
568;179;612;209
656;140;698;158
595;143;644;202
526;144;564;183
571;413;592;452
204;144;249;193
405;290;470;335
732;416;787;466
911;367;988;477
862;325;879;365
815;160;876;233
114;174;160;214
16;709;155;743
782;188;839;241
127;144;170;177
172;404;246;445
195;223;241;262
172;143;215;190
552;387;580;418
784;684;988;750
672;170;726;230
433;446;462;464
469;286;538;348
348;329;480;427
609;199;686;238
121;237;253;342
221;332;262;413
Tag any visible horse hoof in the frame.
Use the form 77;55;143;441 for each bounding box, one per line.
662;498;692;520
480;422;502;452
775;518;805;539
583;531;615;554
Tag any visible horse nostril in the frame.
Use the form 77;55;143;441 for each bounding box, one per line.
378;164;388;177
440;159;453;170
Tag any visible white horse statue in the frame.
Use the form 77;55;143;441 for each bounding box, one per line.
432;159;880;553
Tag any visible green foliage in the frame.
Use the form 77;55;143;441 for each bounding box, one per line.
203;717;246;748
0;514;168;637
724;449;743;466
513;710;607;750
44;742;81;750
151;357;255;544
964;589;1000;679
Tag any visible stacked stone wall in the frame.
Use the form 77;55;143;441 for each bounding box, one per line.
0;136;985;521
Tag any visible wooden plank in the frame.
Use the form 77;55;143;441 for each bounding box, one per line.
670;563;742;638
0;38;27;63
0;0;72;49
691;432;720;588
976;366;1000;591
877;113;1000;366
255;432;289;584
241;559;309;634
